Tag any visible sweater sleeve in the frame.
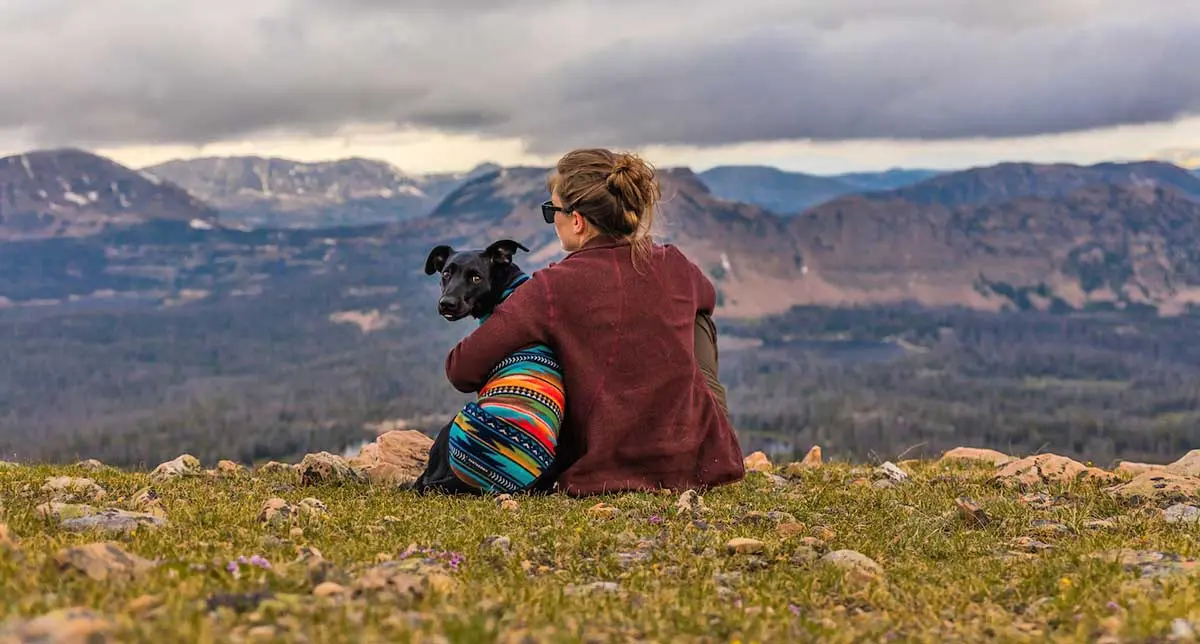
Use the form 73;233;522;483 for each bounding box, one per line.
444;273;554;393
676;247;717;313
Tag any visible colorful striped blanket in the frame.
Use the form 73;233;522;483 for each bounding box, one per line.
446;274;565;493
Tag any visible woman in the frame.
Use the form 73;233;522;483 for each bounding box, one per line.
444;148;745;496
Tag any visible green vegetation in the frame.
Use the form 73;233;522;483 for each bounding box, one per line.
2;457;1199;642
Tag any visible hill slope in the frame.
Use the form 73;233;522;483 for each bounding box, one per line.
0;149;216;241
0;450;1195;642
698;165;855;214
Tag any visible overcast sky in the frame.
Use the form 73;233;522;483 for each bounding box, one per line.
1;0;1198;173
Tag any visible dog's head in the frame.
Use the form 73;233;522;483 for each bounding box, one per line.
423;239;531;321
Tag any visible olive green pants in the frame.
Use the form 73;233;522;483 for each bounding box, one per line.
694;312;728;417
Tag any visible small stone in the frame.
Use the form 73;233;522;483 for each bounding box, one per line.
588;503;619;519
0;608;115;643
766;510;797;523
820;550;884;580
1165;504;1200;525
216;460;247;476
289;527;305;539
776;522;807;539
798;537;827;551
939;447;1013;466
875;462;910;483
258;498;294;526
297;452;364;486
675;490;707;517
743;451;773;473
1008;536;1053;553
313;582;346;597
41;476;107;503
258;461;295;475
129;487;163;514
813;526;836;541
725;538;765;554
1030;519;1071;535
790;546;820;565
872;479;896;490
76;459;107;471
955;496;990;528
35;502;98;521
54;542;155;582
1109;472;1200;504
782;446;822;476
481;535;512;555
991;453;1118;489
346;430;433;487
61;509;168;535
1084;519;1117;530
149;454;204;483
499;499;519;512
298;497;328;518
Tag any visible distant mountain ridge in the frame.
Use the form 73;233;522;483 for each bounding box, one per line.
142;156;499;229
0;148;216;241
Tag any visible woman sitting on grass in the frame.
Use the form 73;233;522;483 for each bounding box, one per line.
444;148;745;496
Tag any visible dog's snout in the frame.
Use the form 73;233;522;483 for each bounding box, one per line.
437;297;457;313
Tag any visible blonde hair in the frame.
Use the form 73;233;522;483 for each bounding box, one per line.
546;148;660;261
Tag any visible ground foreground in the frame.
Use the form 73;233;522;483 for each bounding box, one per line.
3;448;1200;643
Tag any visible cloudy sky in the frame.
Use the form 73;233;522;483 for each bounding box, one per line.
1;0;1199;174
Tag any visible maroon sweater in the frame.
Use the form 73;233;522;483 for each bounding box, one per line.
445;235;745;496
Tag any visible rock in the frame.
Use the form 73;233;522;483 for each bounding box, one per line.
955;496;990;528
258;461;295;475
61;509;168;535
0;608;115;643
76;459;107;472
1089;549;1200;578
782;446;822;476
54;542;155;582
127;487;165;518
216;460;247;476
1166;450;1200;477
587;503;619;519
348;430;433;487
1084;519;1117;530
872;479;896;490
41;477;106;503
1029;520;1071;535
875;462;910;483
820;550;884;580
481;535;512;555
790;546;821;565
1109;471;1200;505
674;490;707;517
499;498;519;512
743;451;773;473
149;454;203;483
991;454;1119;489
297;497;328;518
1115;461;1164;476
939;447;1013;466
313;582;346;598
1164;504;1200;525
351;562;429;602
35;502;97;521
259;498;294;527
297;452;364;486
777;522;807;539
725;538;765;554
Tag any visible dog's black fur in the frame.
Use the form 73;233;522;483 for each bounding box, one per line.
412;239;557;495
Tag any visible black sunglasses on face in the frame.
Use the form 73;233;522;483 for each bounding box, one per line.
541;200;568;224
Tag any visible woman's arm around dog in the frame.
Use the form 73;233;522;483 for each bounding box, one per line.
444;271;555;392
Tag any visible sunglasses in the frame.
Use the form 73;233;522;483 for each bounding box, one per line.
540;200;569;224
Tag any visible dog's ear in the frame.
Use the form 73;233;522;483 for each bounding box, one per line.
424;245;453;275
483;239;530;265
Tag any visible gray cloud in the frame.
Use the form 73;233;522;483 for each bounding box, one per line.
1;0;1198;153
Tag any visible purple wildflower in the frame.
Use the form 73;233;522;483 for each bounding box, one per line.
788;604;802;617
649;515;663;525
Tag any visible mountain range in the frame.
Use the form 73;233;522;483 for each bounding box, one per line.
3;148;1200;318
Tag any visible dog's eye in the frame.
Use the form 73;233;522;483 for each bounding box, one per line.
470;275;482;284
441;271;451;280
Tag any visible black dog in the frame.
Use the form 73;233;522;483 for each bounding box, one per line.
412;239;561;495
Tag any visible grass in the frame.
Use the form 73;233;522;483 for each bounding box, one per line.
1;457;1199;643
